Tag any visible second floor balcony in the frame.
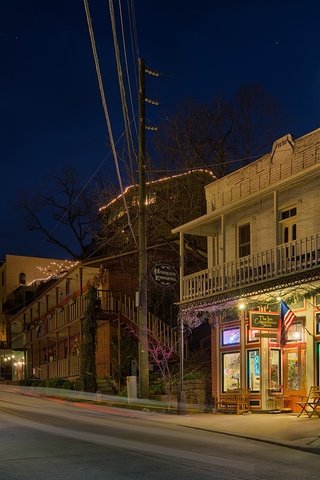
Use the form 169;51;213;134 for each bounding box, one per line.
181;233;320;303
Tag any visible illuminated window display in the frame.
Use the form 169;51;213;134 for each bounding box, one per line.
221;327;240;346
248;349;260;392
286;321;304;342
287;351;301;390
269;349;281;390
222;352;240;391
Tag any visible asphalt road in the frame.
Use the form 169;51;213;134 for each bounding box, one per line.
0;387;319;480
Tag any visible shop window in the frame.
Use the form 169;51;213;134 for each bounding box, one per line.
316;313;320;336
269;349;281;390
221;327;240;346
289;298;304;310
222;352;240;391
286;319;304;343
238;223;250;258
247;349;260;392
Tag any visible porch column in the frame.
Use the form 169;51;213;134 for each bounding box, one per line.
273;190;279;274
221;214;226;289
239;305;246;389
79;267;83;296
179;231;185;302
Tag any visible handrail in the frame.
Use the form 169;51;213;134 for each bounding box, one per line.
98;292;179;354
37;290;178;355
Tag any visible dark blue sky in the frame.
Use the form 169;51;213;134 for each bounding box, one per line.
1;0;319;260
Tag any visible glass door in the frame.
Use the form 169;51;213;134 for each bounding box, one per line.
283;347;306;412
317;343;320;385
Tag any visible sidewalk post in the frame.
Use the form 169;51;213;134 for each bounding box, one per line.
178;317;186;415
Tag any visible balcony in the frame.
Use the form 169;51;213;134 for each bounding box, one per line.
181;233;320;303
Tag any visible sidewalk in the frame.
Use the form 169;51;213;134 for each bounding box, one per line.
70;399;320;454
143;410;320;454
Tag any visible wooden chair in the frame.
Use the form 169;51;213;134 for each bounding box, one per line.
296;386;320;417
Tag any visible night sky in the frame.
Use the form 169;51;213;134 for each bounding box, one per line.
1;0;319;260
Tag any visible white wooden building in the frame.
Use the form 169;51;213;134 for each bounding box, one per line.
173;128;320;412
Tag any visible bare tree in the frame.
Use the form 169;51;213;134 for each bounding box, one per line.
230;84;282;166
20;167;101;259
154;98;233;178
154;84;282;176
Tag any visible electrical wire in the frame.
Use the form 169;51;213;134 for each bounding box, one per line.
118;0;138;139
83;0;138;248
109;0;136;184
127;0;138;87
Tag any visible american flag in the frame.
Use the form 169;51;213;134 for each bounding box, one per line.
280;300;296;346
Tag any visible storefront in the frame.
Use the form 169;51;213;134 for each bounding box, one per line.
212;299;318;413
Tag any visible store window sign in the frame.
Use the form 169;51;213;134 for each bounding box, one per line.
249;311;279;330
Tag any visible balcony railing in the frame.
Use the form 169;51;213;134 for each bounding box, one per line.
35;290;178;360
39;356;80;380
181;233;320;302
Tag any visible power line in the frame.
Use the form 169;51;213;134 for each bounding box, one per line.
109;0;136;183
83;0;138;249
118;0;138;140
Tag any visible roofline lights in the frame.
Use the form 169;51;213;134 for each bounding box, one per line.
99;169;216;212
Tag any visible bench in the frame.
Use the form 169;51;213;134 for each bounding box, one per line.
297;386;320;418
217;388;251;415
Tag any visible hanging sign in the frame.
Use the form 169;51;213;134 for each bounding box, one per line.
150;264;178;288
249;311;279;330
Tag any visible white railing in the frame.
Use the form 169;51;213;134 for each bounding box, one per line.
182;233;320;302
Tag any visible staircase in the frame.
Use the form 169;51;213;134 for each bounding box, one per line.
96;290;179;356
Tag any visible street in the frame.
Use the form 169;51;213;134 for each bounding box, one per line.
0;386;319;480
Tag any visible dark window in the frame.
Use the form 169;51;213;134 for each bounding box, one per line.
281;207;296;220
292;223;297;240
239;223;250;257
19;272;26;285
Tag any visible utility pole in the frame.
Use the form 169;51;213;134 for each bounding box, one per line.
138;57;149;398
